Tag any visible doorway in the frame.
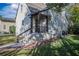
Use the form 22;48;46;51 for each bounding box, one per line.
31;13;49;33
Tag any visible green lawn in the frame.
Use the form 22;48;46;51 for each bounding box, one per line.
0;35;16;45
0;35;79;56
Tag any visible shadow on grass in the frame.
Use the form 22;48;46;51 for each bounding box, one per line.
0;48;23;56
0;35;16;45
71;35;79;40
28;36;79;56
59;38;78;56
0;35;79;56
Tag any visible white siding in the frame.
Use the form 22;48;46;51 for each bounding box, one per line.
16;3;69;44
16;4;31;35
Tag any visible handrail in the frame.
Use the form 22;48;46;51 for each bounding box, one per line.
16;28;32;43
17;28;31;37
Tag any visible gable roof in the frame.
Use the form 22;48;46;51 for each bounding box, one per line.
27;3;47;10
26;3;51;16
0;18;15;22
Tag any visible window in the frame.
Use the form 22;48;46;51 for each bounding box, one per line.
4;25;6;29
22;20;24;25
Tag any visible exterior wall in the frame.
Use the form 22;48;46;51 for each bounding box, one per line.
1;21;15;33
16;3;69;45
48;10;69;37
16;4;31;36
0;20;15;34
16;3;48;36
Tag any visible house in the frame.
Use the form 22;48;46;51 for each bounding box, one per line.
16;3;69;45
0;18;15;35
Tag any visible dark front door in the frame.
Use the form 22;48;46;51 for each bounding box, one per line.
31;13;48;33
39;16;47;33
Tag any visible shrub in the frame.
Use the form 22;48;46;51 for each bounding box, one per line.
68;24;79;35
9;26;16;34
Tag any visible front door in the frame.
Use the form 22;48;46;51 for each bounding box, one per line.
39;16;47;33
31;13;48;33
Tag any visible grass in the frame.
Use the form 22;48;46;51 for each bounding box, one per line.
0;34;79;56
0;35;16;46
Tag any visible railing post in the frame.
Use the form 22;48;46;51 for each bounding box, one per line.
31;15;33;33
46;16;48;32
16;36;19;43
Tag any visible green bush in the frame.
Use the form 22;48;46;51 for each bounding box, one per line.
72;25;79;34
68;4;79;34
68;24;79;34
9;26;16;34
